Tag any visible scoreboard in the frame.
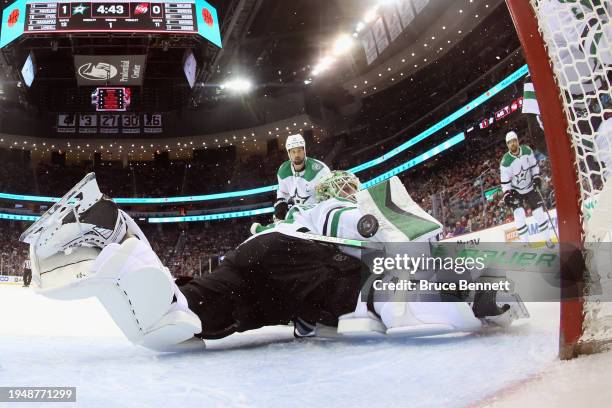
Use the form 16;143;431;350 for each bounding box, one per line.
91;87;131;111
0;0;221;48
26;2;197;33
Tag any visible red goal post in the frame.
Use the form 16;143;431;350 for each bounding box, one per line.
506;0;612;359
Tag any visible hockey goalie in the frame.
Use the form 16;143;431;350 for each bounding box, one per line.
20;172;523;352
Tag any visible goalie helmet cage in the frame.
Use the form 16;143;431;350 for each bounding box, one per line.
506;0;612;359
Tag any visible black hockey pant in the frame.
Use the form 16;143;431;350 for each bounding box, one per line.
177;233;366;339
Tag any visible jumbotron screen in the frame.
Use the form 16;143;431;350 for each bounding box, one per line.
0;0;222;48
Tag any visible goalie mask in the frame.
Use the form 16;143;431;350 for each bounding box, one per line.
316;170;361;203
20;173;146;261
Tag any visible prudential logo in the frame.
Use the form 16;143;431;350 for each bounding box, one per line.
77;62;118;81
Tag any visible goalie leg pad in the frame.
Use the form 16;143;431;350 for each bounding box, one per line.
92;238;203;351
375;301;482;337
337;293;386;338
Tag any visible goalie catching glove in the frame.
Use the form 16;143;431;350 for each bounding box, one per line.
20;173;204;352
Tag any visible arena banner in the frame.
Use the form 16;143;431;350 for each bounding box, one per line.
0;275;23;285
361;28;378;65
74;55;146;86
372;17;389;54
442;209;558;243
382;5;403;42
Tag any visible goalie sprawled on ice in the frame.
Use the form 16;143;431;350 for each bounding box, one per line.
20;171;525;352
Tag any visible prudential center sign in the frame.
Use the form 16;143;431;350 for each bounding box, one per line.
74;55;146;86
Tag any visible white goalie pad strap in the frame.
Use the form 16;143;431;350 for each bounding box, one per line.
121;209;151;248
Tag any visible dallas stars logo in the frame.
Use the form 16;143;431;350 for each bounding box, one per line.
291;188;310;204
514;166;530;184
72;4;89;15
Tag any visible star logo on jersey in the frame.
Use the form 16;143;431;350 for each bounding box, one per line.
72;4;89;15
514;167;530;184
291;189;310;204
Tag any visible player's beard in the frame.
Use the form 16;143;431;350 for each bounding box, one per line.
292;157;305;167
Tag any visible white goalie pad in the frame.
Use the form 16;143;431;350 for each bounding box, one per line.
32;237;203;351
20;172;148;260
91;238;203;351
357;176;442;243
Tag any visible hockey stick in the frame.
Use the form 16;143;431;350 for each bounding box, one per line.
535;186;560;243
292;231;385;250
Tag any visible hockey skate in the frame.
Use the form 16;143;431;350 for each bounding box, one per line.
337;300;387;338
472;290;529;329
21;173;148;260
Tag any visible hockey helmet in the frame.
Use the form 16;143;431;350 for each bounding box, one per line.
285;134;306;154
316;170;361;203
505;131;519;143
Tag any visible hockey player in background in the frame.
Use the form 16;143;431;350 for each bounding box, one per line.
501;131;555;246
274;133;330;220
22;258;31;287
20;172;519;352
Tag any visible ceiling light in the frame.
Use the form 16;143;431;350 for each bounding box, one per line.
363;6;378;23
332;34;354;56
220;78;253;93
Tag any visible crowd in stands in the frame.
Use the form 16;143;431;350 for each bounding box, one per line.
0;119;554;278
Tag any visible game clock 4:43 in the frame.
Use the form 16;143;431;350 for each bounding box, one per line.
91;3;131;18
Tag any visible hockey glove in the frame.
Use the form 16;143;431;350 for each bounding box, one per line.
533;176;542;190
503;190;519;208
274;198;289;220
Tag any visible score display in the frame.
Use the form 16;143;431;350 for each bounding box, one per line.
28;2;196;33
0;0;221;48
91;87;131;111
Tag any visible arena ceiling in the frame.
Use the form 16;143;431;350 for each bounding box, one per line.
0;0;509;154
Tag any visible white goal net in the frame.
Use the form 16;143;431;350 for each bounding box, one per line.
513;0;612;357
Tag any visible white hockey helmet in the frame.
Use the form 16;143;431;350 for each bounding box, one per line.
505;131;519;143
316;170;361;203
285;134;306;154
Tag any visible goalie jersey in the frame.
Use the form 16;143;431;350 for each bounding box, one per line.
277;157;330;205
254;198;364;242
256;177;443;247
500;145;540;194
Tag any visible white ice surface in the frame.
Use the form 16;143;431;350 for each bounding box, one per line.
0;285;568;408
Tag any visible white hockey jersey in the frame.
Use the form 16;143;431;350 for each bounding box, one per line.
500;145;540;194
276;157;330;205
254;198;363;241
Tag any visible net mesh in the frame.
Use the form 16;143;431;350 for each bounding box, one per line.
529;0;612;350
